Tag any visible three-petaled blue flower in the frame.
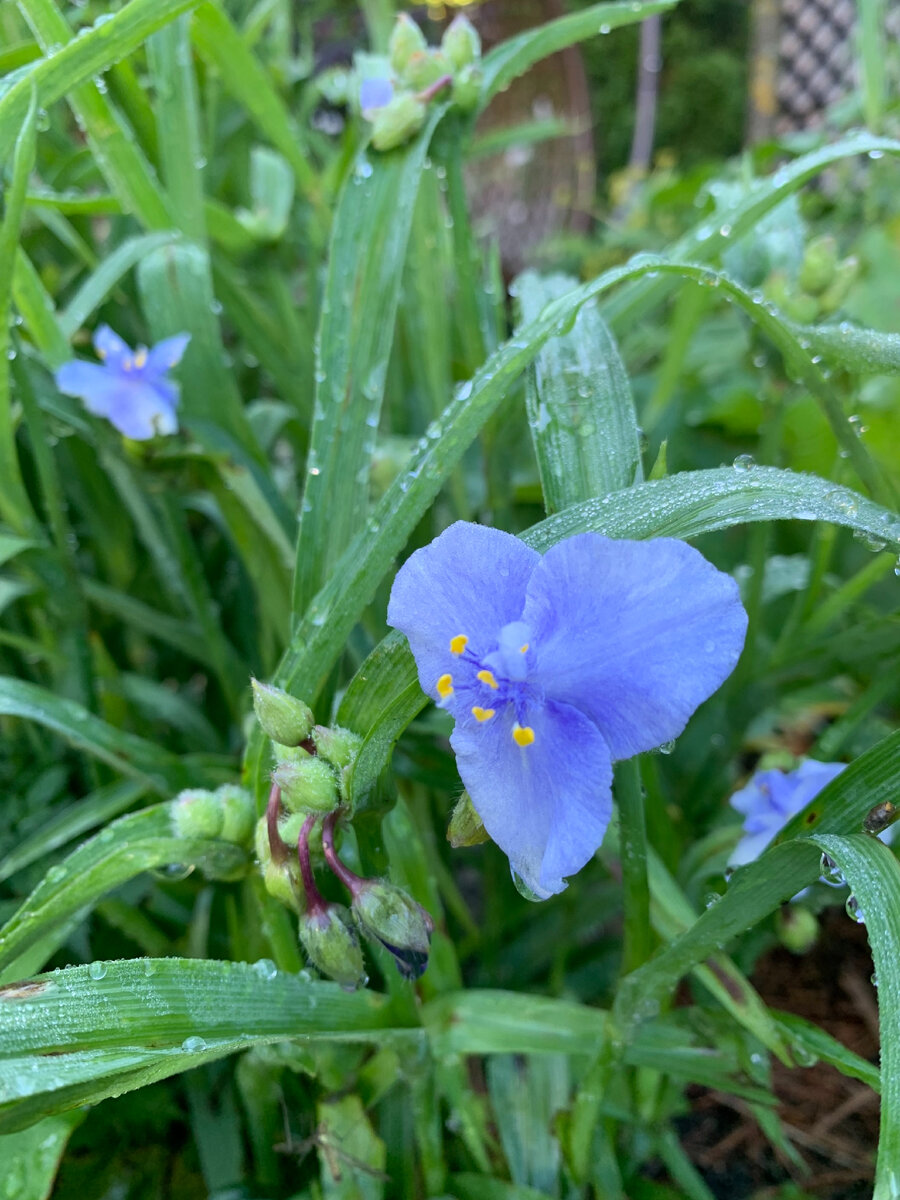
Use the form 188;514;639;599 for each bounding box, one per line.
728;759;845;868
55;325;190;440
388;522;748;898
360;77;394;114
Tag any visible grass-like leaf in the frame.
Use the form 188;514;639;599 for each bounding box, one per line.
0;805;245;976
0;957;413;1133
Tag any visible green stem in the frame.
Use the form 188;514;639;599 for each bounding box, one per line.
616;757;651;975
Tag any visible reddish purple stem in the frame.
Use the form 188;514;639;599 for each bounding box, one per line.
297;814;325;914
266;783;286;864
417;74;453;103
322;811;364;898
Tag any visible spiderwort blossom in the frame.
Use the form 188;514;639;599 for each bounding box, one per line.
359;76;394;114
728;759;846;868
388;522;748;898
55;325;190;440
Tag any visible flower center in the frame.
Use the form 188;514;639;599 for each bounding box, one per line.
439;621;537;746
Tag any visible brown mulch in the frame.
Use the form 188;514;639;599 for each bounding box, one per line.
678;908;880;1198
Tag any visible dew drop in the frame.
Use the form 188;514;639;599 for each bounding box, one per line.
151;862;194;882
793;1042;818;1067
510;869;542;902
181;1035;208;1053
819;852;844;886
252;958;278;981
732;453;755;471
88;961;107;980
657;739;676;755
845;894;865;924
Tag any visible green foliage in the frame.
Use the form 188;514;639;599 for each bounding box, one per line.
0;0;899;1197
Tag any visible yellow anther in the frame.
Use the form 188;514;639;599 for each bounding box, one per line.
122;357;133;372
450;634;468;655
97;347;107;361
512;724;535;747
472;706;495;723
436;673;454;699
477;669;498;689
520;643;529;654
134;348;148;369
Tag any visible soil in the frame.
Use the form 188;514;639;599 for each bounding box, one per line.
678;908;880;1198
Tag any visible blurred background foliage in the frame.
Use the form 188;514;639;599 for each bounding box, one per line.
0;0;899;1197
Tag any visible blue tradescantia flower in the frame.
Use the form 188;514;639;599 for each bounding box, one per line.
359;76;394;113
729;759;845;868
388;522;748;898
55;325;190;440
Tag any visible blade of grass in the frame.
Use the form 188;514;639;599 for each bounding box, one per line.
0;93;39;535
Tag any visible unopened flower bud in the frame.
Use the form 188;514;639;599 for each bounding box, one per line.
215;785;255;844
798;235;838;296
776;904;818;955
251;679;314;747
264;860;302;911
299;903;367;990
371;93;427;151
401;49;451;92
447;791;490;847
352;880;434;980
389;12;427;76
273;742;312;766
313;724;362;770
274;757;339;814
255;818;302;909
442;14;481;71
762;271;818;324
452;63;482;112
818;255;859;315
171;788;223;840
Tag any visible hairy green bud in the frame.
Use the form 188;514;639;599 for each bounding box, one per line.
776;904;818;955
441;14;481;71
452;63;482;112
299;904;367;989
763;271;818;324
274;757;340;814
216;785;256;845
401;49;451;92
818;255;859;315
171;788;223;840
371;93;427;151
388;13;427;76
264;860;302;911
352;880;434;980
798;235;838;296
313;725;362;770
251;679;314;746
447;790;490;847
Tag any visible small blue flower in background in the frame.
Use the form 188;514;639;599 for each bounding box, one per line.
728;759;845;868
55;325;190;441
388;522;748;898
359;76;394;114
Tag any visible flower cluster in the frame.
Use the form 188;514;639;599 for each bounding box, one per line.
251;681;434;985
388;522;748;898
55;325;189;440
359;12;482;151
